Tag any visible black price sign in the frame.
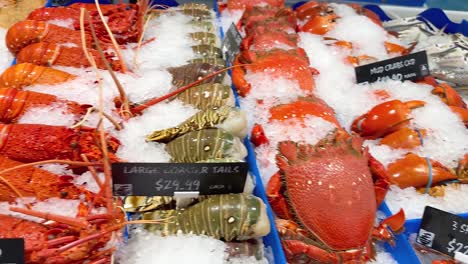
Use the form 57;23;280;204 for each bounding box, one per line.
222;23;243;65
355;51;430;84
112;162;248;196
0;239;25;264
416;206;468;257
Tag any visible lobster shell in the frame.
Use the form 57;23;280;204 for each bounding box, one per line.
0;63;75;89
0;155;101;203
17;42;121;71
0;124;120;163
0;88;89;123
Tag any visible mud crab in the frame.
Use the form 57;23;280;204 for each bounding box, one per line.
232;48;319;96
267;129;405;262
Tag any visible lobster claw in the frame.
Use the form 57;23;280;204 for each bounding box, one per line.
351;100;426;139
387;153;458;188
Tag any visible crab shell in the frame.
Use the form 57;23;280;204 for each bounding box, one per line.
275;132;377;251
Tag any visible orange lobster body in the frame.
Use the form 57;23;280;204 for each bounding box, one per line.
17;42;121;71
387;153;458;188
5;20;105;55
351;100;425;139
232;48;317;96
0;124;120;163
0;88;88;123
380;127;426;149
0;63;75;89
0;213;116;264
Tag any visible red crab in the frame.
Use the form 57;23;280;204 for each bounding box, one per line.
266;129;405;262
250;96;341;147
232;48;319;96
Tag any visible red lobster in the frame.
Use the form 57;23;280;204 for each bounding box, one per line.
0;88;90;124
17;42;122;71
26;1;149;45
0;124;120;163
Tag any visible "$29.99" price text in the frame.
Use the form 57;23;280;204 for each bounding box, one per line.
155;179;200;192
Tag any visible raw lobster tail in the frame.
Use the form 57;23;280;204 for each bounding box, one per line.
0;63;75;89
16;42;121;71
0;124;120;163
0;88;89;123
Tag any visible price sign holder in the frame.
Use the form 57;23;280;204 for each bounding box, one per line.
221;23;243;65
416;206;468;258
355;51;430;84
0;238;25;264
112;162;248;196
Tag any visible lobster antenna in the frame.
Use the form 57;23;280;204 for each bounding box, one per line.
133;7;154;69
94;0;127;73
81;154;103;189
84;11;133;120
71;106;94;128
80;8;114;216
130;64;248;113
0;175;27;207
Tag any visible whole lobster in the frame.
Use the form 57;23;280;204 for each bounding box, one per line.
17;42;122;71
0;88;89;123
26;1;149;45
0;124;120;163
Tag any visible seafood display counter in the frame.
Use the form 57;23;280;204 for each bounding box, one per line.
0;0;466;264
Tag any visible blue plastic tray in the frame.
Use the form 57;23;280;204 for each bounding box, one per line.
292;0;426;10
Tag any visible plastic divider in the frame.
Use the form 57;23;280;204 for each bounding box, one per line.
214;2;287;263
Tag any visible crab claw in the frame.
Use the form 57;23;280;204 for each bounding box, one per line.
267;172;293;220
300;14;338;35
251;123;269;147
449;106;468;127
368;154;390;206
372;209;405;245
351;100;426;139
457;154;468;183
387;153;458;188
231;55;251;97
384;42;411;55
380;128;427;149
432;83;467;109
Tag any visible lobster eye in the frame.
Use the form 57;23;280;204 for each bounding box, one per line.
203;145;211;151
227;216;236;224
